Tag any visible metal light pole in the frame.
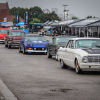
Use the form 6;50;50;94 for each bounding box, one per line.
63;5;67;20
66;10;69;20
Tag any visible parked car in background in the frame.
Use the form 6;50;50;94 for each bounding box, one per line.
47;35;76;60
57;38;100;74
19;35;49;54
0;28;10;43
38;30;46;35
4;30;26;48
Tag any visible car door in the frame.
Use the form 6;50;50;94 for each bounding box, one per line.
63;40;75;67
49;38;56;55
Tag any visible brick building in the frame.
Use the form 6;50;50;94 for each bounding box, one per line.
0;2;24;22
0;2;10;22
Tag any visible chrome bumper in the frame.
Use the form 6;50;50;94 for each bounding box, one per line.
26;50;47;53
79;63;100;71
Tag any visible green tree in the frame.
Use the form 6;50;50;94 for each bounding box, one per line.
86;16;92;19
38;11;61;23
11;17;15;23
72;16;78;19
30;18;40;23
28;6;43;22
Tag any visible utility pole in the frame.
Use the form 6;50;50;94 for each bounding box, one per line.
66;10;69;20
63;5;67;20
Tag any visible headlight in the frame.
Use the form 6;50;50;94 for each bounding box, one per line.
9;38;13;41
27;44;33;46
82;56;88;63
59;47;63;49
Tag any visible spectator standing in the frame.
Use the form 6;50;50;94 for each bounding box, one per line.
41;28;45;36
53;28;57;37
50;28;53;37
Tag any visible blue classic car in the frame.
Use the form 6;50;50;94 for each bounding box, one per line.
19;35;49;54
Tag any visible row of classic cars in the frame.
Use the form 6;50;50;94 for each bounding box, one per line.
0;27;100;74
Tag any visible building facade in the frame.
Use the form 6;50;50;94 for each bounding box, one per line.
0;2;10;22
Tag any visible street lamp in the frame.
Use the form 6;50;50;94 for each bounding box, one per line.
63;5;67;20
66;10;69;20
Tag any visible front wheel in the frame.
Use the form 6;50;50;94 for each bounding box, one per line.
75;59;82;74
47;50;52;58
19;46;22;53
23;47;27;54
55;52;58;61
8;44;11;48
60;59;68;69
5;43;8;47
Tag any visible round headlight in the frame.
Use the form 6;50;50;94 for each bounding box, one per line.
59;47;63;49
82;56;88;63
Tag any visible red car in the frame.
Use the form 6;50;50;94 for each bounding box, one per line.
4;30;26;48
0;28;10;42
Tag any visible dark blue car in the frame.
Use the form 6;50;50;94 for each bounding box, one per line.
19;35;49;54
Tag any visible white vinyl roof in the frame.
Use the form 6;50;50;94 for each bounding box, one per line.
68;18;100;27
51;19;83;26
87;21;100;27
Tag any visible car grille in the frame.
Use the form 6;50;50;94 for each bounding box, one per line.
88;56;100;62
34;48;45;50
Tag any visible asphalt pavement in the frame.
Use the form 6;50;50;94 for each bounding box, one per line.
0;32;100;100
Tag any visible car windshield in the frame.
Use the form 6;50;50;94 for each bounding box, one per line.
76;39;100;49
56;37;72;43
25;36;47;41
9;32;26;36
0;30;8;33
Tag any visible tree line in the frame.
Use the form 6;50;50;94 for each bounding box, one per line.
10;6;98;24
10;6;61;23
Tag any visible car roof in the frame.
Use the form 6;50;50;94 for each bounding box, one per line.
70;37;100;40
0;28;10;30
9;30;25;32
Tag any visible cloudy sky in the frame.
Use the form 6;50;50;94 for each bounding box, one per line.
1;0;100;19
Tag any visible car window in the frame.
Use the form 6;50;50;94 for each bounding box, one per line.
0;30;8;33
71;40;74;49
25;36;46;41
66;40;74;49
9;32;26;36
66;40;72;48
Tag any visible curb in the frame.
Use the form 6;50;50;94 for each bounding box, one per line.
0;78;18;100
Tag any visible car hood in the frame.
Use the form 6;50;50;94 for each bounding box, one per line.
82;49;100;54
0;33;7;37
8;36;24;40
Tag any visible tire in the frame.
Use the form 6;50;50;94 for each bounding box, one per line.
47;49;52;58
75;59;82;74
8;44;11;48
5;43;8;47
23;46;27;54
55;52;58;61
60;59;68;69
19;46;22;53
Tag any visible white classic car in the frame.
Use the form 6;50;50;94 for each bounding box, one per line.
57;38;100;74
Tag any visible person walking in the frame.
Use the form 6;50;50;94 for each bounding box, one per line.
53;28;57;37
41;28;45;36
50;28;53;37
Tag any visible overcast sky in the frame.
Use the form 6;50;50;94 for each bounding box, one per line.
1;0;100;19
